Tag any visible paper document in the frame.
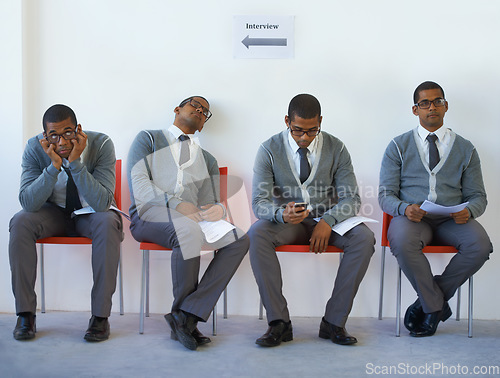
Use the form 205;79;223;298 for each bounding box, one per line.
314;216;378;236
73;206;130;220
199;220;236;243
419;200;469;215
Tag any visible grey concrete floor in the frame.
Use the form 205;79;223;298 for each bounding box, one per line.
0;312;499;377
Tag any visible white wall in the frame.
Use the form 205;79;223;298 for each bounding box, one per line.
1;0;499;320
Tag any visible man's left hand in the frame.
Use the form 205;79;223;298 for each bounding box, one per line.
451;208;470;224
68;125;87;163
200;204;224;222
309;219;332;254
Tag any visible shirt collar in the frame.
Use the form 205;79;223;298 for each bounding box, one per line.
167;125;200;146
417;124;447;142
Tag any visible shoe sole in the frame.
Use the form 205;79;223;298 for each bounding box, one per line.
13;332;36;341
164;314;197;351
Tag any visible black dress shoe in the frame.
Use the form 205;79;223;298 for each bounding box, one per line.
410;302;452;337
164;311;198;350
404;298;424;332
255;320;293;347
319;318;357;345
13;312;36;340
169;325;211;346
84;316;110;342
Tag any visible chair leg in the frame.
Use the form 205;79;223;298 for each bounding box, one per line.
118;246;124;315
145;250;150;318
456;286;461;321
396;267;401;337
468;276;473;338
223;287;228;319
212;303;217;336
378;246;386;320
40;244;46;314
139;250;148;334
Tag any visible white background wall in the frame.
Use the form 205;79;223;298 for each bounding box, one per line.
1;0;499;321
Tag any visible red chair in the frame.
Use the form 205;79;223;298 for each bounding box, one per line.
378;212;473;337
37;159;124;315
258;245;344;320
138;167;231;335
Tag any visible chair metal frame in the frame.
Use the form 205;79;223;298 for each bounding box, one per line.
138;167;231;335
258;245;344;320
378;212;473;337
37;159;124;316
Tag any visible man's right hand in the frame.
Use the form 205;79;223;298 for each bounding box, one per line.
282;202;309;224
404;204;427;223
176;202;203;222
39;138;62;170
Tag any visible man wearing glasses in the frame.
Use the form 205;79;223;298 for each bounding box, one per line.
378;81;492;337
9;104;123;342
249;93;374;347
127;96;248;350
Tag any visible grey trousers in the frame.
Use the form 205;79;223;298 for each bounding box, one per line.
388;215;492;313
9;203;123;317
249;218;375;327
130;207;249;322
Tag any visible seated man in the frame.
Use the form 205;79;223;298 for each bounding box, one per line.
249;93;375;347
9;104;123;342
378;81;492;337
127;95;249;351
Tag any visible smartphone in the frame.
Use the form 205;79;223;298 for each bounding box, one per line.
294;202;308;212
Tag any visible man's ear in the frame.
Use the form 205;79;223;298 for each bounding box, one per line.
174;106;181;115
284;115;290;127
412;106;418;116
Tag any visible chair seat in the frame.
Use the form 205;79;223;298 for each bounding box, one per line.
37;237;92;244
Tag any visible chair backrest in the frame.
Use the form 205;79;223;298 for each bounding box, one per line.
381;212;457;253
114;159;122;210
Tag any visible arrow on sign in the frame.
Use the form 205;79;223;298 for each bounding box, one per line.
242;35;287;49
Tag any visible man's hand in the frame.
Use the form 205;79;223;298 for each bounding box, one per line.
39;138;63;170
200;204;224;222
282;202;309;224
405;204;426;223
68;125;87;163
310;219;332;253
451;208;470;224
176;202;203;222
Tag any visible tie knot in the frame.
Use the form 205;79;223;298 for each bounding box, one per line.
298;148;308;157
426;134;438;143
179;135;190;142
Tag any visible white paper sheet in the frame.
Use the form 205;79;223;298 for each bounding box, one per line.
419;200;469;215
314;216;378;236
72;206;130;220
198;220;236;243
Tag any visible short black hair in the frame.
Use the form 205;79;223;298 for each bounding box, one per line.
42;104;77;131
179;95;210;108
288;94;321;121
413;81;445;104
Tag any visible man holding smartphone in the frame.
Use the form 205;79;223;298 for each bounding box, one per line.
9;104;123;342
249;94;374;347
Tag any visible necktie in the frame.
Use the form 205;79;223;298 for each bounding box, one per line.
426;134;440;170
298;148;310;183
63;167;82;214
179;135;190;165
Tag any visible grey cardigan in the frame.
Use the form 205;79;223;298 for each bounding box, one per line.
252;130;361;227
378;128;487;218
19;131;116;212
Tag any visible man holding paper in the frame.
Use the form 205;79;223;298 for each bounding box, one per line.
249;94;375;347
9;104;123;342
378;81;492;337
127;96;248;350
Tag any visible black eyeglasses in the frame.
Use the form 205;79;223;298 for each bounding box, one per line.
45;130;77;144
180;98;212;121
414;98;446;109
288;125;321;137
